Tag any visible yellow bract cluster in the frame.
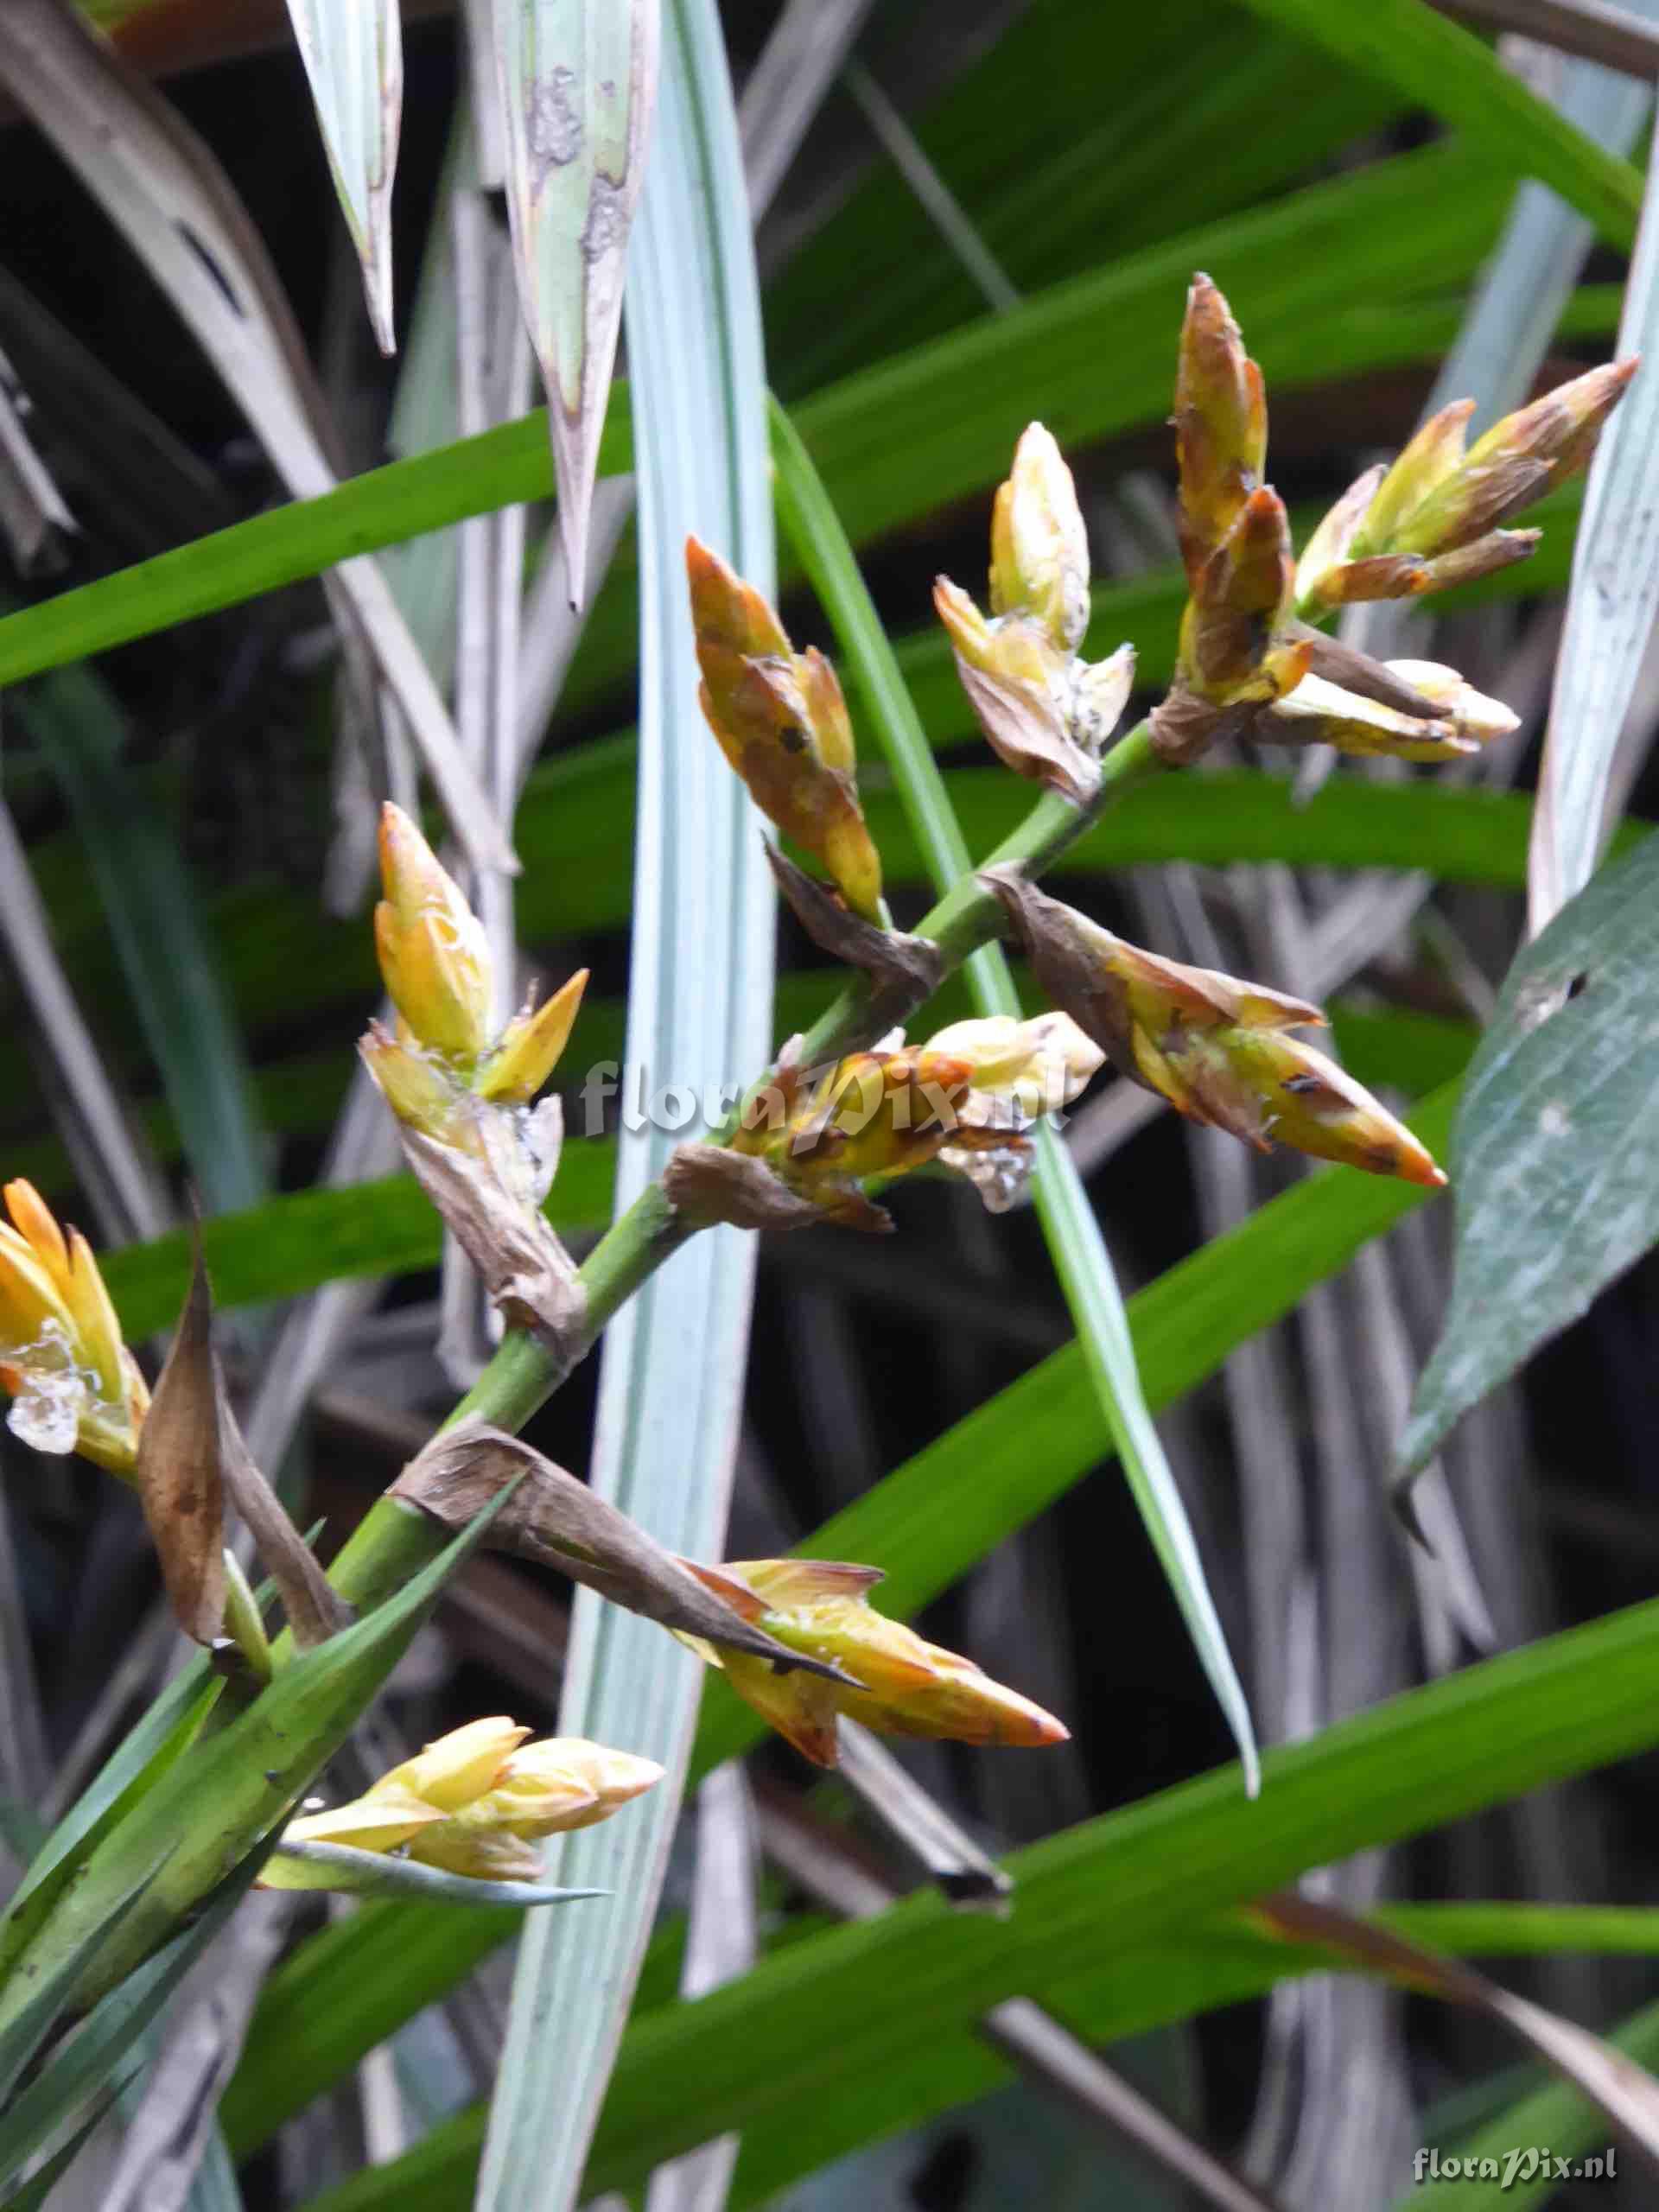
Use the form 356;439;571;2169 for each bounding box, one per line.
270;1718;664;1885
365;805;588;1143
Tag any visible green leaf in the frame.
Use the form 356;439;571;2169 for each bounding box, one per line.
1402;829;1659;1482
261;1840;606;1907
494;0;656;586
95;1141;616;1342
1395;1998;1659;2209
283;0;402;351
474;11;774;2209
0;1669;219;1990
766;0;1403;397
768;393;1257;1788
0;2099;125;2212
0;1863;162;2107
0;1480;517;2025
1529;156;1659;927
0;1834;274;2196
1223;0;1643;248
16;661;268;1217
289;1587;1659;2209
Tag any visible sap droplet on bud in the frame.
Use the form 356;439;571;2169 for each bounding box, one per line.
7;1364;86;1454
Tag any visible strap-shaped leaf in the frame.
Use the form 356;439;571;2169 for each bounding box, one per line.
0;1838;273;2196
1402;828;1659;1482
1530;114;1659;930
1224;0;1643;247
493;0;658;590
261;1840;603;1907
283;0;403;353
476;7;772;2206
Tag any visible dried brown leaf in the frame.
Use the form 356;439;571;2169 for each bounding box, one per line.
766;845;941;1007
664;1143;830;1232
217;1382;353;1649
391;1421;852;1682
397;1122;588;1367
136;1242;225;1647
1254;1891;1659;2178
1286;625;1444;719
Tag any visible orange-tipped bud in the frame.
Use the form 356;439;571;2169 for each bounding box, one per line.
1178;486;1306;707
983;872;1446;1187
1463;357;1637;485
989;423;1091;651
1255;663;1518;764
1351;361;1636;566
688;538;884;923
1174;273;1268;584
686;531;791;663
374;804;494;1062
475;969;589;1105
0;1180;149;1474
689;1557;1069;1767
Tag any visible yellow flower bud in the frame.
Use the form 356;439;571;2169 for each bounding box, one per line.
923;1012;1103;1121
1255;662;1516;765
365;1717;529;1813
475;969;589;1105
685;1558;1069;1768
989;423;1091;651
1173;272;1268;584
277;1788;448;1856
0;1180;149;1475
688;538;885;924
374;804;494;1062
1353;399;1474;556
269;1725;662;1889
359;1020;472;1145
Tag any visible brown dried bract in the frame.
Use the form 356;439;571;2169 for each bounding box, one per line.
393;1421;855;1681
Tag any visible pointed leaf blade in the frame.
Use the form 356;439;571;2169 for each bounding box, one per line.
477;3;772;2203
1402;828;1659;1482
1530;118;1659;930
283;0;404;353
493;0;658;591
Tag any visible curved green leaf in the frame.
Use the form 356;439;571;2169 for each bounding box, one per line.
284;0;402;351
1224;0;1643;247
1402;828;1659;1482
